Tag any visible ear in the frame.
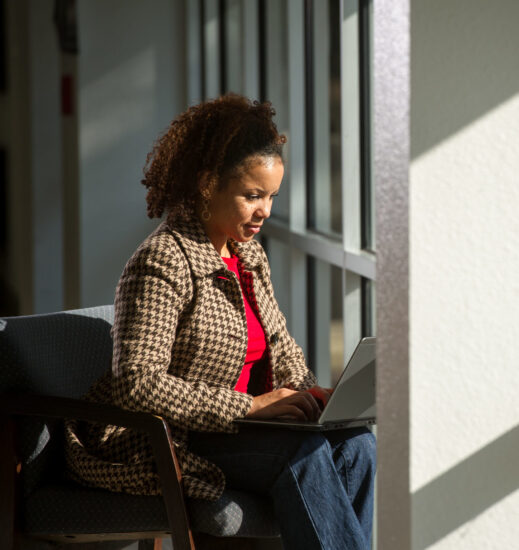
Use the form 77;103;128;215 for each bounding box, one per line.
198;170;218;201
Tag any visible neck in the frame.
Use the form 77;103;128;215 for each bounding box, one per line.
201;221;231;257
197;213;231;258
220;242;231;258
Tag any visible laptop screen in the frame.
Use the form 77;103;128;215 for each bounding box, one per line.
319;337;376;423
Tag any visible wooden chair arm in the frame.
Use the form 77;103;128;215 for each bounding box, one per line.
0;393;195;550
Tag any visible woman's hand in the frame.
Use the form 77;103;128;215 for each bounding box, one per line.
245;385;332;421
307;385;333;410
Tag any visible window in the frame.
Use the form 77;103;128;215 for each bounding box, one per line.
187;0;376;385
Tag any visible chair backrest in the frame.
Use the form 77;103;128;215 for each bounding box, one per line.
0;305;114;495
0;305;114;398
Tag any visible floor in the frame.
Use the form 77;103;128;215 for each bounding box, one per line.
19;536;284;550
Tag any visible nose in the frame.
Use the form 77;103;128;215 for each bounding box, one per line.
255;199;271;219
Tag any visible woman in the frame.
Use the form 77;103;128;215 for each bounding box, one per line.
66;94;376;550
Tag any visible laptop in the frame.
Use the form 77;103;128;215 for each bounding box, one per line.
234;337;376;431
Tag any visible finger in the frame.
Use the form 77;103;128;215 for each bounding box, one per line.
298;392;321;420
308;386;331;407
275;403;309;421
278;394;314;421
308;392;322;418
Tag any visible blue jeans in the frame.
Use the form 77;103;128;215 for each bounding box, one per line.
189;426;376;550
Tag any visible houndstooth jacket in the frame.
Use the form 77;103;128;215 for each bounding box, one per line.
65;217;316;501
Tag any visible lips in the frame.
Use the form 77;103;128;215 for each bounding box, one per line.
245;224;262;234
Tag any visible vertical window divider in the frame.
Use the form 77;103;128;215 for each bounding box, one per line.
219;0;227;93
257;0;266;102
359;0;373;251
304;0;315;228
200;0;207;100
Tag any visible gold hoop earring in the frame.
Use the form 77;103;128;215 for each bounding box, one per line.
201;199;211;221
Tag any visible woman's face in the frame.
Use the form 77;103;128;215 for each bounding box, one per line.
202;156;284;256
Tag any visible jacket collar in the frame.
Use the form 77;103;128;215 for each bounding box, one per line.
165;216;262;278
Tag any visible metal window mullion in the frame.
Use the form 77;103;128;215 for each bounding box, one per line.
203;0;221;98
187;0;203;105
243;0;260;100
304;0;315;228
258;0;267;102
359;0;373;250
262;219;376;278
368;0;376;249
219;0;227;93
264;220;341;265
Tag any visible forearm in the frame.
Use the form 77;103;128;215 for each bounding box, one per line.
113;365;253;432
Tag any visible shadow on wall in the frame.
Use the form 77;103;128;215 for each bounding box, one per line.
411;0;519;159
412;423;519;549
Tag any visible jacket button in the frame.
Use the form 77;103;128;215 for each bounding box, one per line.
269;333;279;346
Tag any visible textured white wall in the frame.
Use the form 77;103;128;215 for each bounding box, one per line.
410;1;519;548
77;0;186;307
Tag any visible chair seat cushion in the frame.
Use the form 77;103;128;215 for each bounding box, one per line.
24;481;279;539
23;481;169;536
188;489;280;538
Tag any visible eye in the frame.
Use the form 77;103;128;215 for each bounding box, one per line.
245;192;278;201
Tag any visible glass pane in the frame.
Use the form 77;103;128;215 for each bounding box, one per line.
307;257;344;387
264;0;289;221
344;269;362;367
223;0;243;94
307;0;342;236
264;236;291;327
362;277;376;337
203;0;221;98
330;264;345;385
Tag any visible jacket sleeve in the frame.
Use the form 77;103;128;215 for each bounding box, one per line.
254;244;317;391
111;234;253;433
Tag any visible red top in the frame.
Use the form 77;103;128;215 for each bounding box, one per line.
221;255;270;394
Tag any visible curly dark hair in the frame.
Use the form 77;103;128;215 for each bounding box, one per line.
141;94;286;220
